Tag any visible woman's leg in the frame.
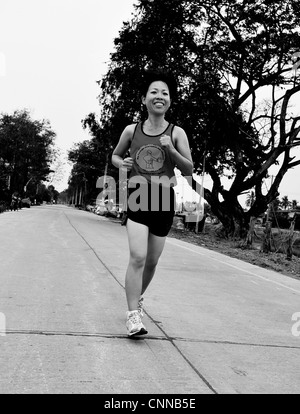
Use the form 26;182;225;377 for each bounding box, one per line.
125;219;149;311
141;233;166;296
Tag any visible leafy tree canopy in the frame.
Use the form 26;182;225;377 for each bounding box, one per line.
76;0;300;236
0;109;56;200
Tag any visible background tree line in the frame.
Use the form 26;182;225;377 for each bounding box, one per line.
68;0;300;237
0;109;57;205
246;192;299;210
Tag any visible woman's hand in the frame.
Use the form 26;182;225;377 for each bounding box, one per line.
160;135;175;152
121;157;134;171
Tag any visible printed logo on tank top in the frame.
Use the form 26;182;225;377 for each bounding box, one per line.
135;144;165;173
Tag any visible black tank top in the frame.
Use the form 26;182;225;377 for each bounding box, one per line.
129;122;177;187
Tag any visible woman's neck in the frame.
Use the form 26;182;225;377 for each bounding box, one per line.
143;116;168;134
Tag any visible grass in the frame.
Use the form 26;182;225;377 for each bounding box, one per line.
168;223;300;281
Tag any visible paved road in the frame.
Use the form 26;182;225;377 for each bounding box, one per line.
0;205;299;394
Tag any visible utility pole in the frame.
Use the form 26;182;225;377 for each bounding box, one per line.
265;175;275;223
262;175;275;253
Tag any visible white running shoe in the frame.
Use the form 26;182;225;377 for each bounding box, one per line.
126;310;147;337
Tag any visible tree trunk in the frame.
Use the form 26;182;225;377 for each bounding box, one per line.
189;177;271;239
246;216;256;248
286;217;296;261
261;221;272;253
212;201;249;238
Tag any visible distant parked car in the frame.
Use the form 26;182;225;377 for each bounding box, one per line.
21;198;31;208
94;203;106;215
86;204;96;212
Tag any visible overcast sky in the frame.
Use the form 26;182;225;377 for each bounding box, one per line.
0;0;138;190
0;0;300;202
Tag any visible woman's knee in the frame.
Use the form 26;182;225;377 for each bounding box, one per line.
129;252;146;269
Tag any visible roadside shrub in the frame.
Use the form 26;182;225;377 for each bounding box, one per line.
0;202;8;213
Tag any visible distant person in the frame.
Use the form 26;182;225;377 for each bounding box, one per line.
10;193;18;211
112;69;193;337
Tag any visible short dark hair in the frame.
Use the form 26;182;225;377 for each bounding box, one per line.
141;69;178;100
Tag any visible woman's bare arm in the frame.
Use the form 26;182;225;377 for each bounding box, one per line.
112;124;136;170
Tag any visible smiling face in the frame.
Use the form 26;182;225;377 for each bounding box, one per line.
142;80;171;116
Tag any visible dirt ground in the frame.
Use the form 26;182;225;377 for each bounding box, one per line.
168;223;300;281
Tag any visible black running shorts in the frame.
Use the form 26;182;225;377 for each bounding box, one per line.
126;184;175;237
